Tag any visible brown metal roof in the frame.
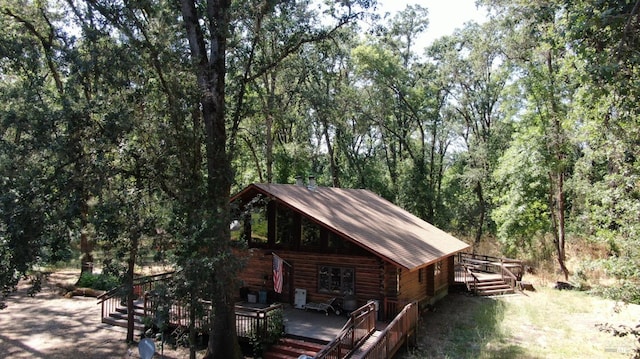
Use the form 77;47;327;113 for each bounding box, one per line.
232;183;470;271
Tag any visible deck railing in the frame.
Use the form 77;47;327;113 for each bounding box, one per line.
499;264;519;291
455;252;524;293
315;302;377;359
462;264;481;295
143;293;211;331
457;253;523;279
357;301;419;359
98;272;283;341
235;303;284;340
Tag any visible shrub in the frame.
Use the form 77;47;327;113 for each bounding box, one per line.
77;273;121;291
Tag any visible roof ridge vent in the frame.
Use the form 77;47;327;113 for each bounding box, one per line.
307;175;317;191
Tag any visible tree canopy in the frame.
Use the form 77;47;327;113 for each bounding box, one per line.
2;0;640;354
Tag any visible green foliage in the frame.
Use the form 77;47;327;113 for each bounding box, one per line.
594;281;640;306
597;322;640;359
76;273;121;291
248;308;285;357
492;127;551;257
2;0;640;345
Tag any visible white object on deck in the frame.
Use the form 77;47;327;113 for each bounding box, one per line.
294;288;307;309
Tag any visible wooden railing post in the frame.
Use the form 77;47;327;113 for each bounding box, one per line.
350;311;356;348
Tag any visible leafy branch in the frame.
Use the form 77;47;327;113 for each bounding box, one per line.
597;322;640;359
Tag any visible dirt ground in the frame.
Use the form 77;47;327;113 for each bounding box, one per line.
0;271;198;359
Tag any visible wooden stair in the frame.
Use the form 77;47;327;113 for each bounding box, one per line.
263;337;325;359
469;276;514;296
101;299;146;332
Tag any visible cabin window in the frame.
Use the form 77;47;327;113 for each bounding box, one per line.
249;208;268;244
435;261;442;276
418;268;423;283
275;205;295;248
318;265;354;295
301;217;321;249
327;232;348;251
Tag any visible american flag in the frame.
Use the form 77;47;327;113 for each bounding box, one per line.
273;253;283;294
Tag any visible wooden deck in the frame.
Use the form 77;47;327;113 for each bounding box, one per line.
455;252;524;296
281;305;348;341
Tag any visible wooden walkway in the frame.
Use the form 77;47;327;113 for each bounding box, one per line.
349;330;382;359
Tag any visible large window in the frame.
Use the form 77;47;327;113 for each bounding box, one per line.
275;205;295;248
301;217;321;249
318;265;354;295
249;208;268;244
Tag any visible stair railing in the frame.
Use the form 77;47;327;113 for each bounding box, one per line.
315;302;377;359
499;264;519;292
457;252;524;291
357;301;419;359
97;271;176;325
463;264;480;296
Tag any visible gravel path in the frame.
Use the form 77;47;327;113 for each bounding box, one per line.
0;271;196;359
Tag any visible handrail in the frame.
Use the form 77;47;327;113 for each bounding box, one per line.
458;252;522;264
315;302;377;359
357;301;419;359
143;291;213;331
464;264;480;296
456;252;525;296
457;252;524;280
499;264;519;291
97;271;176;303
235;303;283;340
98;271;176;333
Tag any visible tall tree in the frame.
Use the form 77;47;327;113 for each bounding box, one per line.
428;22;511;245
0;0;125;294
178;0;376;356
565;0;640;296
351;5;456;221
482;0;577;279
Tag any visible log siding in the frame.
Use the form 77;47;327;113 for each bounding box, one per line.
237;249;383;307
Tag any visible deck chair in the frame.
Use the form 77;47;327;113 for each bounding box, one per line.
304;297;341;316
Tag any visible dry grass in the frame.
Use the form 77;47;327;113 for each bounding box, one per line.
400;280;640;359
399;237;639;358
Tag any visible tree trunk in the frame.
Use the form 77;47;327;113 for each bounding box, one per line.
265;107;274;183
323;119;340;188
549;173;569;280
556;172;569;280
125;232;139;343
473;181;485;252
189;296;197;359
179;1;240;357
545;50;569;281
79;196;93;277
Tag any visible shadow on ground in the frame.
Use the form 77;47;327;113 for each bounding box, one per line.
0;271;197;359
397;291;540;359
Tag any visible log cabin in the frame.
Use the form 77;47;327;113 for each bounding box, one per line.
230;180;470;320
